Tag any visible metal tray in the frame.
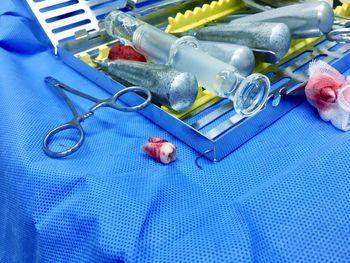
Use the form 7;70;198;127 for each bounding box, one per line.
24;0;350;161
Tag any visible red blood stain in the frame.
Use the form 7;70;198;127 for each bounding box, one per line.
108;43;147;62
305;74;343;111
142;142;163;161
142;137;176;164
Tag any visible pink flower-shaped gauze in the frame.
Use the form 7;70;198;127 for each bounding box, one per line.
142;137;177;164
305;74;342;110
305;60;350;131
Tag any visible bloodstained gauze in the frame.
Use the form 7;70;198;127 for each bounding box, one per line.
108;43;147;62
305;60;350;131
305;74;343;111
142;137;176;164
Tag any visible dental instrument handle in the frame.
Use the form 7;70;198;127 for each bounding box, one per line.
232;1;335;39
193;22;291;63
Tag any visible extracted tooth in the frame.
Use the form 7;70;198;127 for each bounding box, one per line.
142;137;176;164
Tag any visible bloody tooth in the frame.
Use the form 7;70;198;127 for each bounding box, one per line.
142;137;176;164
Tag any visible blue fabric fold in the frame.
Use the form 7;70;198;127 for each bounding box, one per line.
1;0;350;262
0;0;47;54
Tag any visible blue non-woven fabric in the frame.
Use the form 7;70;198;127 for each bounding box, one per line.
1;0;350;262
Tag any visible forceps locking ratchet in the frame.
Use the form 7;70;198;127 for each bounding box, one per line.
43;76;152;158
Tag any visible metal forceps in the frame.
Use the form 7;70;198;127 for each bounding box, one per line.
43;76;152;158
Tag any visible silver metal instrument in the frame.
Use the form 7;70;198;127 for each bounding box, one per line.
95;59;199;112
43;77;152;158
238;1;350;43
23;0;128;50
230;1;335;39
186;22;291;63
243;0;333;10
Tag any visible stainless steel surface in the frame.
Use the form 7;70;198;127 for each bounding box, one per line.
24;0;210;49
25;0;128;49
193;22;291;63
205;113;244;139
43;77;151;158
129;0;189;13
255;0;333;8
232;1;335;39
131;0;211;28
241;0;272;11
191;102;233;130
212;93;301;160
242;0;333;10
96;59;199;112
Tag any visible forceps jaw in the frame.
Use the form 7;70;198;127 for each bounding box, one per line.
43;121;85;158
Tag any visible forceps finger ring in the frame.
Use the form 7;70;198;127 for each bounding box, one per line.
108;86;152;112
43;120;85;158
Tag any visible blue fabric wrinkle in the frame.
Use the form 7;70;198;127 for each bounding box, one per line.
1;0;350;262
